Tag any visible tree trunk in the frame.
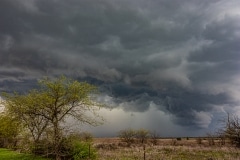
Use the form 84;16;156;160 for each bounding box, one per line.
53;120;61;160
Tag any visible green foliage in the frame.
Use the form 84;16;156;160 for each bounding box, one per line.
0;114;19;139
59;133;96;160
0;148;50;160
71;141;97;160
1;76;102;158
0;113;21;148
1;90;50;145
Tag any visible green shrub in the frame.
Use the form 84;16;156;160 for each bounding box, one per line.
71;141;97;160
0;148;49;160
60;132;97;160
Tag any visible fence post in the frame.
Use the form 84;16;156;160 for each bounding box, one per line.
143;144;146;160
88;144;90;159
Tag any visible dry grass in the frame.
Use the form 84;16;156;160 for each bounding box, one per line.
93;138;240;160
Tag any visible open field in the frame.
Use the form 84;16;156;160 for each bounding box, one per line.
0;148;49;160
93;138;240;160
1;138;240;160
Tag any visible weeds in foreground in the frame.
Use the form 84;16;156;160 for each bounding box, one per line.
95;138;240;160
97;146;240;160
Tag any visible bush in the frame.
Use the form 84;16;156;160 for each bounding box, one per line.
71;141;97;160
176;137;181;141
171;139;177;146
135;129;149;144
206;133;215;146
196;138;202;145
79;132;93;142
60;132;97;160
118;129;136;144
150;131;159;145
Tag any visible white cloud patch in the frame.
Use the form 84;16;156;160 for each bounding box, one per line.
192;110;213;128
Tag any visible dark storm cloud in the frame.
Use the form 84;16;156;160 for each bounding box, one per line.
1;0;240;132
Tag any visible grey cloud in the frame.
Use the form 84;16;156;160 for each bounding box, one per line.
189;16;240;63
186;14;240;98
96;81;233;128
1;0;240;135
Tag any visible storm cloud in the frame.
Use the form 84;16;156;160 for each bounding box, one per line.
1;0;240;136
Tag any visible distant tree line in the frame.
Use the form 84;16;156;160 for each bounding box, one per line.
118;113;240;148
118;128;159;145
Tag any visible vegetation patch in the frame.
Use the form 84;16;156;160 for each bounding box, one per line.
0;148;49;160
95;138;240;160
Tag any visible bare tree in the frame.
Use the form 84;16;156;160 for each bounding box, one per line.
150;130;159;145
224;113;240;147
135;129;149;144
118;129;136;145
206;132;215;146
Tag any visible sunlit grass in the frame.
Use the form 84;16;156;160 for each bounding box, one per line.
0;148;50;160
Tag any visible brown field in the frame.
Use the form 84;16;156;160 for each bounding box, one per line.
93;137;240;160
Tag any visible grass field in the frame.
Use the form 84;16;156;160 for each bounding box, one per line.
0;148;49;160
94;138;240;160
1;138;240;159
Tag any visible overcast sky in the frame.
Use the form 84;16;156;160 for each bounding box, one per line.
1;0;240;137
